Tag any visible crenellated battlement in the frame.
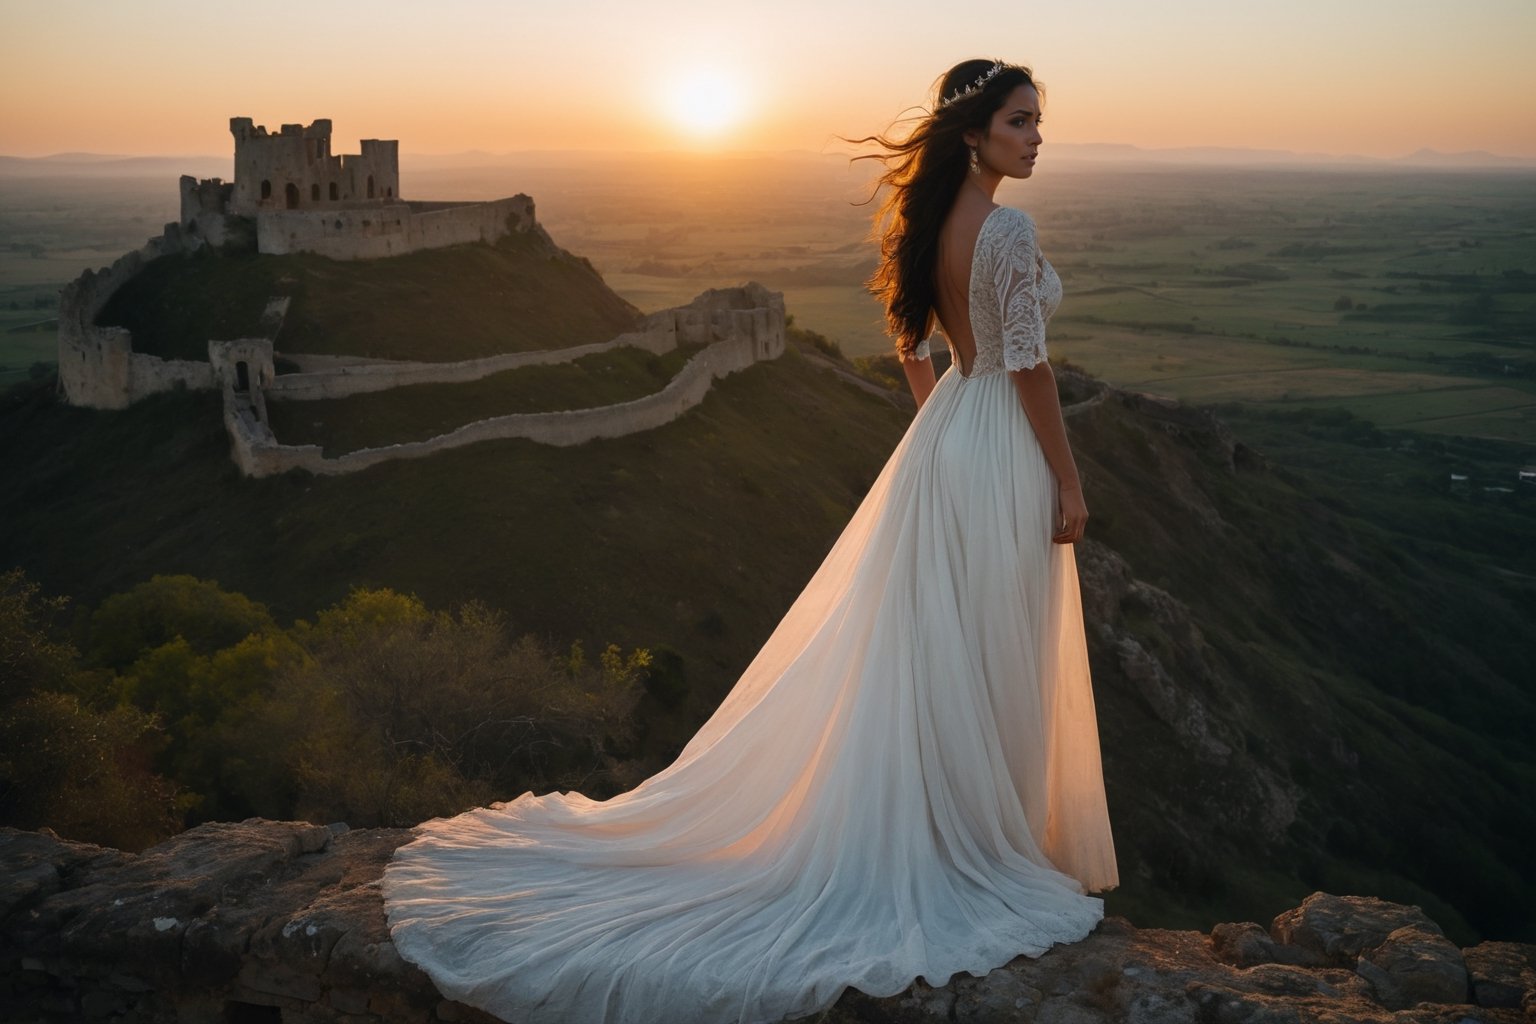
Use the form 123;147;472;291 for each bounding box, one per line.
224;117;399;215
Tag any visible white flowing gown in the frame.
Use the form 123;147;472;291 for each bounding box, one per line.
383;204;1118;1024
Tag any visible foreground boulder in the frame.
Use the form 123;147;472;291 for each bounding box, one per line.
2;822;1531;1023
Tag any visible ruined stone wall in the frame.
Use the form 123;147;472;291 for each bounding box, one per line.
265;314;678;401
126;352;216;395
178;175;236;248
346;139;400;201
234;284;786;477
255;195;536;260
239;336;751;477
56;228;196;410
209;339;277;394
57;228;295;410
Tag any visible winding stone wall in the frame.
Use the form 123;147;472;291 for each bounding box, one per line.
265;315;680;401
55;226;212;410
232;285;786;478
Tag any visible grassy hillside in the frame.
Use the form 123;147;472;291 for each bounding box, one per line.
0;343;908;747
264;342;705;455
95;228;641;362
1058;386;1534;941
5;348;1533;942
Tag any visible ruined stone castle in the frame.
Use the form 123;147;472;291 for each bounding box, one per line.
55;118;786;475
178;117;528;259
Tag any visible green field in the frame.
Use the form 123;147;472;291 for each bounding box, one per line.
1025;169;1536;444
0;175;171;385
527;160;1536;444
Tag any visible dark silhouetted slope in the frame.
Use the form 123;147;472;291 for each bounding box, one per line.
95;228;641;362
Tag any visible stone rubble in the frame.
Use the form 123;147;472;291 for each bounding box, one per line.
2;822;1531;1023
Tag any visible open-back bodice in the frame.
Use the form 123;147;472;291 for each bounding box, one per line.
921;205;1061;379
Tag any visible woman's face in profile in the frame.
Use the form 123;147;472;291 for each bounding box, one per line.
974;84;1044;180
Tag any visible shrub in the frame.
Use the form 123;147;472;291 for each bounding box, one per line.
232;589;650;827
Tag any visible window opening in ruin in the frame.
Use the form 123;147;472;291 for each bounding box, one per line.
329;182;339;200
386;186;393;197
367;175;375;199
285;183;300;209
311;183;320;201
260;180;272;201
235;361;250;392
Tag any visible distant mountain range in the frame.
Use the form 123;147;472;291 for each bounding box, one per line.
0;153;232;178
2;144;1533;179
1046;143;1536;169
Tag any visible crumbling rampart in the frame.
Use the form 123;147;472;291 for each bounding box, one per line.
230;285;786;477
55;225;217;410
265;315;680;401
255;195;538;261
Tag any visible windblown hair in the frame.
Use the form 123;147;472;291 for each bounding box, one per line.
852;60;1041;358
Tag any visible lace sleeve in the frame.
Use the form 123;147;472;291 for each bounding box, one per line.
910;332;934;361
992;212;1048;372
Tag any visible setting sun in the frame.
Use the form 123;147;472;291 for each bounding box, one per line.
665;68;745;137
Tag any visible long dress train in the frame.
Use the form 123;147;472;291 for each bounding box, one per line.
382;204;1118;1024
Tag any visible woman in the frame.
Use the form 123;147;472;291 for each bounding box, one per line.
383;58;1117;1024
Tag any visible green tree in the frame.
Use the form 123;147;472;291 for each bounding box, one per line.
86;574;275;671
0;568;77;700
117;629;303;821
0;569;180;850
240;588;649;827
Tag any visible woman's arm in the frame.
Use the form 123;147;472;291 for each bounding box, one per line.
1011;362;1087;544
902;355;938;410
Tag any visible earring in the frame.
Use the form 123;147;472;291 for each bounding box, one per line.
967;145;980;175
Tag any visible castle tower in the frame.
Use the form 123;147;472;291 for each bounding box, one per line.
225;118;399;216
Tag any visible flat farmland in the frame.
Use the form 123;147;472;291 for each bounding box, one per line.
1012;167;1535;444
527;158;1536;443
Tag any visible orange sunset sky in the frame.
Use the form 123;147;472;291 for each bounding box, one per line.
2;0;1534;161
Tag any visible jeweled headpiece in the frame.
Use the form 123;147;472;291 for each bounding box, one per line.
940;62;1008;108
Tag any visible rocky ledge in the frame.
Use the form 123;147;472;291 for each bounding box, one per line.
2;820;1532;1023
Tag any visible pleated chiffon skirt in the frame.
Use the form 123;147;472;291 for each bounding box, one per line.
383;365;1118;1024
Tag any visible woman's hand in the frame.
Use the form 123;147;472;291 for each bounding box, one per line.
1053;482;1088;545
1011;363;1087;544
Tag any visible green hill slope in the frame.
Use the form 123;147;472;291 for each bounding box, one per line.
263;342;706;455
95;228;640;362
6;351;1533;942
0;342;909;735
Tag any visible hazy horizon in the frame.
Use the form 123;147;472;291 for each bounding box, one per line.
4;139;1534;175
3;0;1534;161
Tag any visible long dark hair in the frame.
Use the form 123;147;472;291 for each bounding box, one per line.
851;60;1041;357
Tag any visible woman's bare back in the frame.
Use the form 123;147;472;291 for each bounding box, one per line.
932;188;999;377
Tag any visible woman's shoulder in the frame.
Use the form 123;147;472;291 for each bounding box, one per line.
980;205;1039;260
986;204;1038;236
